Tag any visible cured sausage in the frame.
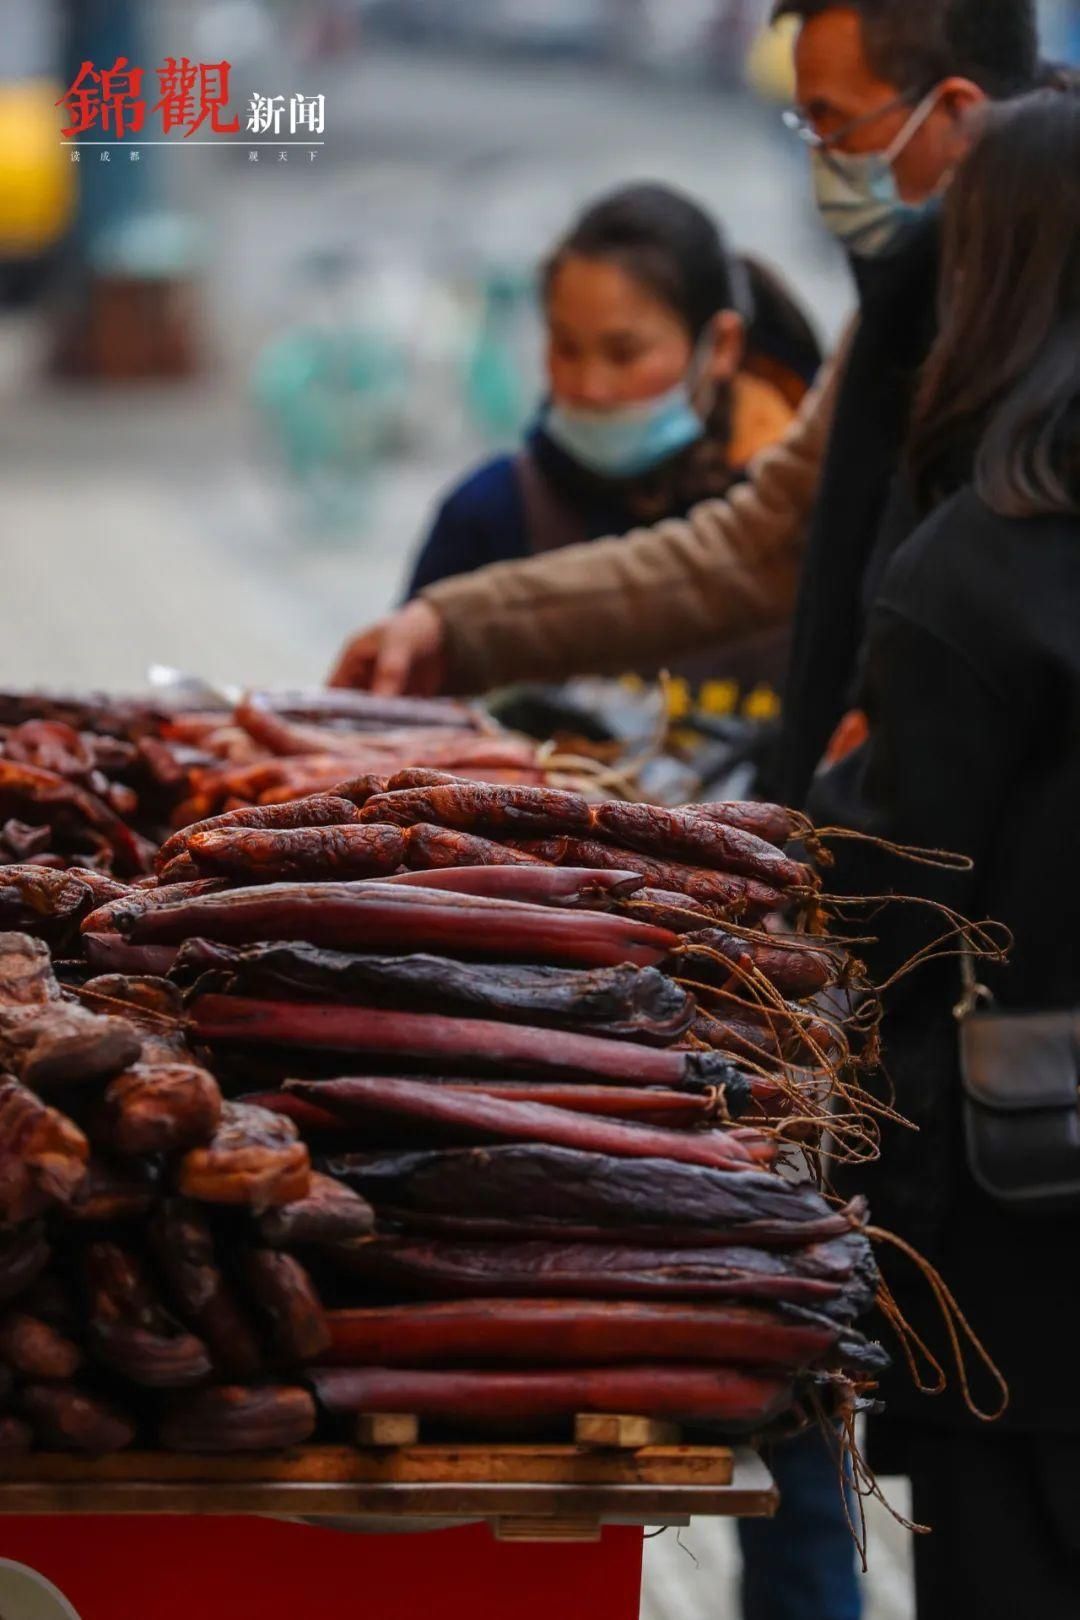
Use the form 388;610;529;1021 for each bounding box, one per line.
309;1363;793;1429
383;864;643;904
177;1103;310;1211
155;794;361;871
680;928;839;999
322;1299;838;1370
118;882;678;970
159;1384;316;1452
361;783;593;837
170;942;694;1045
402;822;543;870
692;802;799;847
289;1077;774;1171
515;838;783;919
186;823;406;883
590;802;814;891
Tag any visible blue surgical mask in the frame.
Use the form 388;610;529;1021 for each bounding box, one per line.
543;340;711;478
811;89;941;259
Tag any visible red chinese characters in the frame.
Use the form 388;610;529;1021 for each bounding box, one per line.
57;57;242;140
56;57;146;139
152;59;240;137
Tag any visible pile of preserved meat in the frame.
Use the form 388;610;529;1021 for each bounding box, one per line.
0;690;886;1455
0;688;567;881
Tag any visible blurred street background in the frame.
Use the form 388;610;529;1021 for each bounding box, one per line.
1;0;858;693
2;2;1080;1611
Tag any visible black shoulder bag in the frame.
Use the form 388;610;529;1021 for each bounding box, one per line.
957;952;1080;1215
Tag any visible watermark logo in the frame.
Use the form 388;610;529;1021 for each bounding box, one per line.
56;57;325;161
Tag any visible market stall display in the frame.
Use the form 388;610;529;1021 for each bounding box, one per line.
0;688;899;1553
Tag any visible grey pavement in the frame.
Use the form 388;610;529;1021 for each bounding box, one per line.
642;1472;914;1620
5;41;856;689
0;37;913;1616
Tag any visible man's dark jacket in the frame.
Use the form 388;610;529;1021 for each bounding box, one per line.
770;215;941;807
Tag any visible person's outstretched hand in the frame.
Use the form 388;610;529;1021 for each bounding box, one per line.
328;599;448;695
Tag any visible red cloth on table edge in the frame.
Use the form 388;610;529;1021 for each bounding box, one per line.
0;1516;645;1619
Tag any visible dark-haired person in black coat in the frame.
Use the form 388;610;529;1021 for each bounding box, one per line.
812;88;1080;1620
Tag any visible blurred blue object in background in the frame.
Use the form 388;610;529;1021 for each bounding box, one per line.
62;0;150;256
1038;0;1080;61
253;322;407;534
463;264;535;444
252;247;408;536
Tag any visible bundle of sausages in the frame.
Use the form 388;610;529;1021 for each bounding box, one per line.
0;690;585;869
135;771;845;1089
164;689;579;824
168;699;554;824
153;773;814;909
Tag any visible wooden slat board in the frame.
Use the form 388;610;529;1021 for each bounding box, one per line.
0;1445;777;1526
0;1443;735;1487
575;1416;683;1450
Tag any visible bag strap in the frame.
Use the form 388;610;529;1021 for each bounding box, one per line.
514;449;590;556
954;946;995;1023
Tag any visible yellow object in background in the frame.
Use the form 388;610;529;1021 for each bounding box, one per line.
698;679;740;719
742;684;782;724
0;79;76;258
744;16;798;106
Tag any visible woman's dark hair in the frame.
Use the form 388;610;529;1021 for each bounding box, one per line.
741;255;823;396
909;90;1080;517
542;182;741;340
542;183;822;389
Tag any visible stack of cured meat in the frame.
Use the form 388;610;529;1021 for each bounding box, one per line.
0;689;575;881
0;702;887;1454
0;777;880;1451
0;917;881;1452
0;932;344;1452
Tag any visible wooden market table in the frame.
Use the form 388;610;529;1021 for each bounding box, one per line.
0;1443;777;1620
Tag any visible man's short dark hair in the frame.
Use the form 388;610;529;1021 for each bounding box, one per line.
771;0;1039;99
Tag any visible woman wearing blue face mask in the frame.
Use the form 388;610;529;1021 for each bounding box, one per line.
404;184;821;634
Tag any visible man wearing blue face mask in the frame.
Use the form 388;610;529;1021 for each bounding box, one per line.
767;0;1043;813
786;14;976;260
800;84;953;259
